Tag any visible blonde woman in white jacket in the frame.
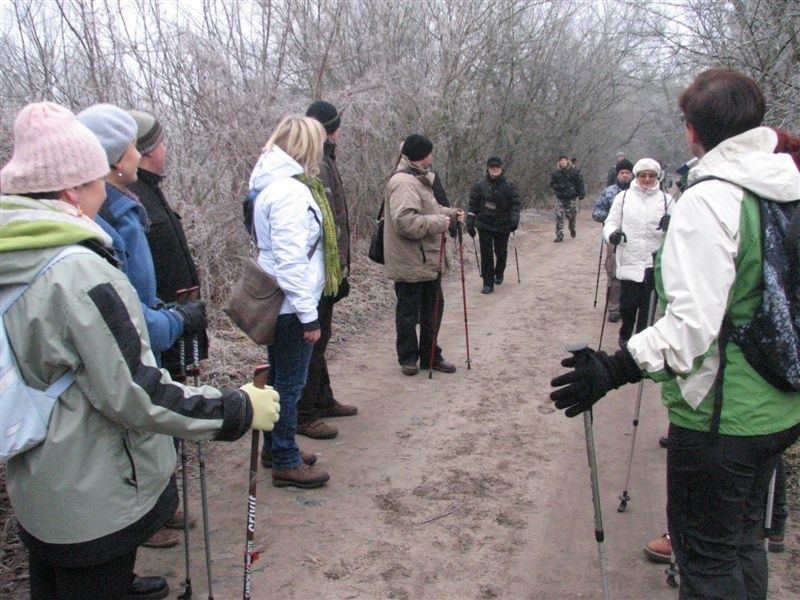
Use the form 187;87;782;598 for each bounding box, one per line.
603;158;674;346
249;115;343;490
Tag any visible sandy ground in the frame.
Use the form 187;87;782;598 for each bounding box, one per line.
135;210;799;599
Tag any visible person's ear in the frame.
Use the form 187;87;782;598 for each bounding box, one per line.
57;188;83;215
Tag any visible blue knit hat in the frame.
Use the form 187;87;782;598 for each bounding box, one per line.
78;103;138;165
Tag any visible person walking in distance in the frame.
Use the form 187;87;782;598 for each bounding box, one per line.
467;156;521;294
383;134;464;376
606;152;627;186
552;69;800;599
1;101;280;600
293;100;359;442
249;115;335;488
592;158;634;323
602;158;673;347
549;154;585;242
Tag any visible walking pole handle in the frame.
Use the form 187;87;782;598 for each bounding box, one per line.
243;364;269;600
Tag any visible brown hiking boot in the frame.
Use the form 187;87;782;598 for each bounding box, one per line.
643;534;672;563
297;418;338;439
316;399;358;418
142;527;180;548
164;509;196;530
272;464;330;489
261;449;317;469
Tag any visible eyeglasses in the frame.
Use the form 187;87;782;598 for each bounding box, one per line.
636;172;658;180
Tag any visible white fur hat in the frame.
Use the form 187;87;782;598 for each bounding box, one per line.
633;158;662;178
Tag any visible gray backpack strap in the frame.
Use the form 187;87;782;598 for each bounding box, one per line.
3;245;95;392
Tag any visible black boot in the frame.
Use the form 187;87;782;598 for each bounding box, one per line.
126;574;169;600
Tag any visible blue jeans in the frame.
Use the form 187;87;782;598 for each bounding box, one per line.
261;314;314;470
667;422;800;599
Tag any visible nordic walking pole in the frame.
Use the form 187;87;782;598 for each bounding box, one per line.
593;237;604;307
181;285;214;599
428;232;447;379
457;223;472;369
513;231;521;283
597;283;611;351
568;343;611;600
175;288;193;600
617;286;658;513
472;235;481;278
244;364;269;600
764;468;777;551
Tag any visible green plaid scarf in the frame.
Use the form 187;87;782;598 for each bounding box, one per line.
294;174;342;296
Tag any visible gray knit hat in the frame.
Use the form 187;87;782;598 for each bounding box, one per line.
77;103;138;165
129;109;165;155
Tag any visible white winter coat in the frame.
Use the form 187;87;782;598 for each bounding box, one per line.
249;146;325;325
603;181;674;282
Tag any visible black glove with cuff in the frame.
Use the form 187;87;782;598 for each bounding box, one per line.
608;230;624;246
170;299;207;337
550;346;642;417
657;214;671;231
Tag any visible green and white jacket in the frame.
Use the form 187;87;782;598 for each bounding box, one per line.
627;127;800;435
1;195;253;557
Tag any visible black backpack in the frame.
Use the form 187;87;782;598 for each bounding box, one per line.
727;194;800;392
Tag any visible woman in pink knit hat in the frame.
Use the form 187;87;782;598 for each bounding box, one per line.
1;102;281;599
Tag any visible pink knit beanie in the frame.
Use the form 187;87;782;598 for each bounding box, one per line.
1;102;109;194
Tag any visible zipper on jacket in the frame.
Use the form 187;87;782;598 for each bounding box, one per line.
122;436;138;489
420;244;427;264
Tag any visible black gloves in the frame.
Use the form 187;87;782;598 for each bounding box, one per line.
658;214;671;231
550;347;642;417
608;230;624;246
466;214;476;238
171;299;207;336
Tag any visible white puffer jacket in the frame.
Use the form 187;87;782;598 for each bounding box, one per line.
250;146;324;325
603;181;674;282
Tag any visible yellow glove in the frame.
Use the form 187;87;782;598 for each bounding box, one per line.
239;383;281;431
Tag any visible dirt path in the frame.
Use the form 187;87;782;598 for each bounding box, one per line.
137;210;798;599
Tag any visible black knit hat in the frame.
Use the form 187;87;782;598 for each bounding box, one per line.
486;156;502;168
402;134;433;162
616;158;634;174
306;100;340;134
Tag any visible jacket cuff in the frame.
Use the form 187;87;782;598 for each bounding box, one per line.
215;389;252;441
302;319;320;332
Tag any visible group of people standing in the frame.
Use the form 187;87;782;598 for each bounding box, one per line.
1;103;281;599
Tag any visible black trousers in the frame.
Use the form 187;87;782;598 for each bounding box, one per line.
667;422;800;599
478;229;510;288
297;294;335;424
29;548;137;600
394;280;444;367
619;269;655;342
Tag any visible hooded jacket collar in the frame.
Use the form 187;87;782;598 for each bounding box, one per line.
689;127;800;203
1;195;112;253
249;145;304;194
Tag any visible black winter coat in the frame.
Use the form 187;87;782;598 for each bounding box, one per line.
468;174;521;233
549;166;585;200
128;168;208;375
